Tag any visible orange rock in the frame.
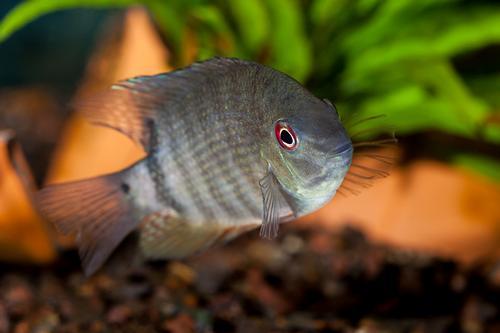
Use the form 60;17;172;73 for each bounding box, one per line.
298;160;500;263
0;130;56;263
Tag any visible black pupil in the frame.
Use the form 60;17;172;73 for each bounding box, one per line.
280;129;294;145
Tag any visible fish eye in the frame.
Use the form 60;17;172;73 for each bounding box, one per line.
275;120;298;151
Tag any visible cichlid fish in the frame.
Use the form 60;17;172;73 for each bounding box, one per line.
38;57;353;275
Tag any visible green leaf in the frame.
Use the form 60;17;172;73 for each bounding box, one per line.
345;8;500;79
191;5;235;56
0;0;138;43
265;0;312;81
228;0;269;54
342;0;460;55
145;0;186;64
346;81;487;140
191;5;231;35
310;0;347;26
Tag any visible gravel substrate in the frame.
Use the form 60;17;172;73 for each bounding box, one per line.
0;226;498;333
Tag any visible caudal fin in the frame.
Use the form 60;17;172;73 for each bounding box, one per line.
37;172;139;276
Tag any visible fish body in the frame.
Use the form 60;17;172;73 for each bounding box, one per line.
38;58;353;275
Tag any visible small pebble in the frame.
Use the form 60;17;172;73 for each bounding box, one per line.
4;284;34;316
0;304;9;333
106;304;133;324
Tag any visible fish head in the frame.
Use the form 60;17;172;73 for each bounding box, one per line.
263;97;353;216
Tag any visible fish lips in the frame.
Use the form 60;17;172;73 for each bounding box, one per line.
316;145;353;186
285;145;352;204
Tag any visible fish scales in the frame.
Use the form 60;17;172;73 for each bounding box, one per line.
152;65;265;224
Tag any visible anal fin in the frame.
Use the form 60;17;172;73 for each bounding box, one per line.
139;211;257;259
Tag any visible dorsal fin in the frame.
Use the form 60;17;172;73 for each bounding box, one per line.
77;57;254;152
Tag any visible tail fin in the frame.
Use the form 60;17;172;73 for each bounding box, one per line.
37;171;139;276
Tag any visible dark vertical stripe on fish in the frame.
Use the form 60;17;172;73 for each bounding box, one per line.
145;118;184;214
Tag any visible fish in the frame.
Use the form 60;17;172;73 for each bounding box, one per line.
37;57;353;276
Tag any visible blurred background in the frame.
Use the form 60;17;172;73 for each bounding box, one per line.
0;1;499;332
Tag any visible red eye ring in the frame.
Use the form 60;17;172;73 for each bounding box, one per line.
275;121;298;151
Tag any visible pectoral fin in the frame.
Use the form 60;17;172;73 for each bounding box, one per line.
258;165;293;239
